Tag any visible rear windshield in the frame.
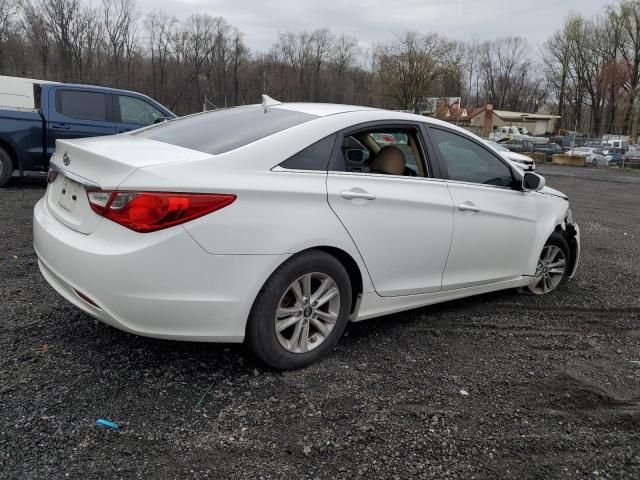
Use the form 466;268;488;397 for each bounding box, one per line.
131;105;317;155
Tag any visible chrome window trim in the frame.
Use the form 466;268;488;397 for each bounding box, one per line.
327;169;447;183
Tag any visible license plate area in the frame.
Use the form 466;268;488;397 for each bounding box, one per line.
57;176;84;212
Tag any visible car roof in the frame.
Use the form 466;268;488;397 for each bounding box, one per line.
271;102;379;117
270;102;464;131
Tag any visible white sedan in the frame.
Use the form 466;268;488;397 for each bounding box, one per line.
483;140;536;171
33;98;580;369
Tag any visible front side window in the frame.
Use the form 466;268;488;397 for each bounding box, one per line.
56;90;108;121
118;96;165;125
429;128;514;187
333;127;427;177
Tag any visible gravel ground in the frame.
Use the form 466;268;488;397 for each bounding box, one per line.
1;165;639;479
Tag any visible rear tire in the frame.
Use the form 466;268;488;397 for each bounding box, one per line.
527;232;570;295
246;250;352;370
0;148;13;187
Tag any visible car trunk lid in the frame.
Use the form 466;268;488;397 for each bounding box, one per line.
46;135;211;234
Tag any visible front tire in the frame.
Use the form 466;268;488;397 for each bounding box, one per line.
246;250;352;370
527;232;570;294
0;148;13;187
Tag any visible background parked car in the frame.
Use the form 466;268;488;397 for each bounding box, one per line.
622;145;640;168
497;139;534;154
532;142;564;162
602;147;623;166
569;147;609;166
0;75;175;187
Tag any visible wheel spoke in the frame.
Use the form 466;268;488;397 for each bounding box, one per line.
302;274;312;299
311;278;332;304
315;287;338;308
288;321;303;350
277;306;301;318
548;259;566;269
299;321;310;352
311;318;330;337
549;268;565;275
290;281;304;305
276;315;300;332
316;310;338;323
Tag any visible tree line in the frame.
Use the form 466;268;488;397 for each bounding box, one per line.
0;0;637;137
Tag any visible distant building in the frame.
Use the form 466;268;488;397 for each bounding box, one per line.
432;103;560;137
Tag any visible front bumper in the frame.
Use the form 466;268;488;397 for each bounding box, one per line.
33;198;287;342
568;222;580;279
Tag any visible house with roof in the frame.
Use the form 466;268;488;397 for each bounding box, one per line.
432;103;560;137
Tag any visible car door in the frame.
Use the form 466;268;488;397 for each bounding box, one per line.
326;123;454;296
114;94;168;133
426;126;538;289
47;88;117;156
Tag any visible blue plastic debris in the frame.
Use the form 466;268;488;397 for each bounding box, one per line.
95;418;119;429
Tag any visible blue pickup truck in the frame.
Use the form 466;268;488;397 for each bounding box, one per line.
0;76;175;186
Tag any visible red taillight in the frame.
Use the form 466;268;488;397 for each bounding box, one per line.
86;191;236;233
47;167;59;184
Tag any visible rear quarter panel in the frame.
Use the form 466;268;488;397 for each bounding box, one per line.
123;162;374;292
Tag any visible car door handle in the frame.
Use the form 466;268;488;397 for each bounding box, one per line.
458;202;480;213
341;190;376;201
51;123;70;130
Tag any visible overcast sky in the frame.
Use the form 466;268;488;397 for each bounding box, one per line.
130;0;607;53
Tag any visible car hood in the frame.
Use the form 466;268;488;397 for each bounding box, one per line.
505;151;533;162
540;185;568;200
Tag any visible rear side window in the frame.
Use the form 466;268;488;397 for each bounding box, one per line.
132;106;317;155
56;90;108;121
429;127;514;187
279;134;336;171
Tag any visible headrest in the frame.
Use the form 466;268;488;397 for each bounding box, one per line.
370;145;406;175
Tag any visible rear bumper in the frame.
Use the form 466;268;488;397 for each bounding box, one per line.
33;198;287;342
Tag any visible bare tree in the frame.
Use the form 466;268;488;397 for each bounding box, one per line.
617;0;640;138
102;0;137;85
479;37;531;109
144;10;176;101
309;29;332;101
230;27;249;105
330;33;359;103
0;0;17;71
378;31;454;111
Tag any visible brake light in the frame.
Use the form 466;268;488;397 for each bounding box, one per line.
86;191;236;233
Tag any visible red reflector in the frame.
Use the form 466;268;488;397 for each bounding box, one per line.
47;167;59;184
73;289;100;309
86;191;236;232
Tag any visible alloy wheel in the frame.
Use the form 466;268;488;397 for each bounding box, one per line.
529;245;567;294
274;272;340;353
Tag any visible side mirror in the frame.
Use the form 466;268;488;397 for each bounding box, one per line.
345;149;369;164
523;172;545;192
153;116;173;124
